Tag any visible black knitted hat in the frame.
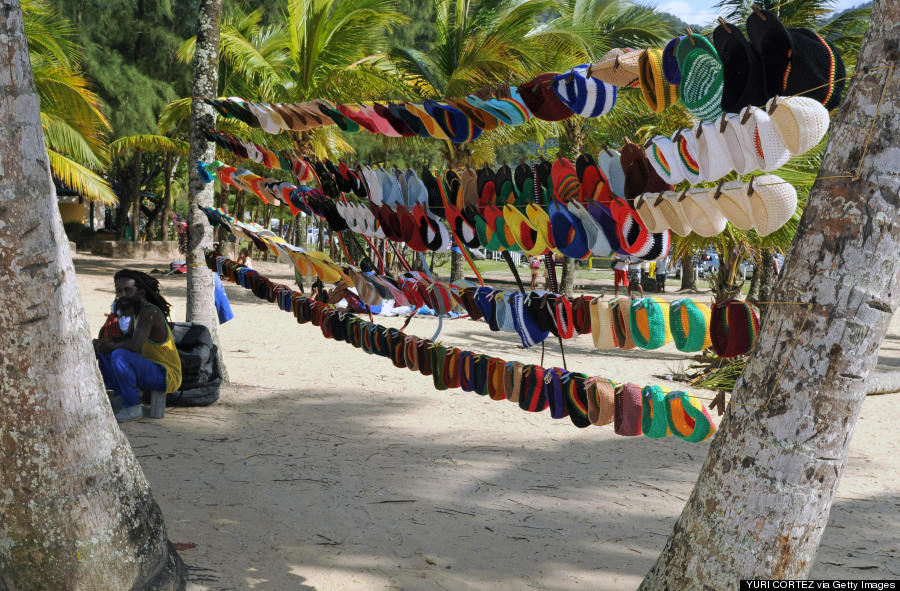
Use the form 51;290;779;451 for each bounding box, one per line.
746;8;845;110
388;103;431;138
713;21;769;112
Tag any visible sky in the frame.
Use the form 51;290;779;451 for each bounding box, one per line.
644;0;865;26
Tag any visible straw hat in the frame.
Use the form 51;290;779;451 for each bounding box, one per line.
589;48;641;87
747;174;798;236
767;96;830;155
585;377;616;426
634;193;667;233
721;113;757;175
590;298;617;350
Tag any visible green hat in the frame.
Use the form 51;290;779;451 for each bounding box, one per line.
669;298;712;352
676;35;724;121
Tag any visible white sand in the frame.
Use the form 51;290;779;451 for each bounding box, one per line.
75;252;900;590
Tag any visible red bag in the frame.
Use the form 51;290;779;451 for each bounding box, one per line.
100;313;124;341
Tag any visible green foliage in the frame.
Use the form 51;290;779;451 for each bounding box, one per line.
62;221;96;247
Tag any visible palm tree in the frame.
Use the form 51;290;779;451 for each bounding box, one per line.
25;0;116;203
0;3;184;586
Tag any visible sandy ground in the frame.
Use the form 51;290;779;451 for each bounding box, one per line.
74;252;900;590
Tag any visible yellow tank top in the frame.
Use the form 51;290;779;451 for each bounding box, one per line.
139;304;182;394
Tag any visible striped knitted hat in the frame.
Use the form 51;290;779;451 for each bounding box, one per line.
519;365;549;412
666;391;716;442
611;297;636;350
503;361;525;403
638;48;679;113
629;297;672;350
510;291;549;348
614;383;643;436
676;34;724;121
563;372;591;428
641;385;672;438
710;299;760;358
423;100;483;143
552;65;617;118
669;299;712;352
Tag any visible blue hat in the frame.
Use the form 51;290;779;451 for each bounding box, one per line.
475;287;500;331
549;199;590;259
662;36;684;85
423;100;483;143
552;65;617;118
510;291;549;348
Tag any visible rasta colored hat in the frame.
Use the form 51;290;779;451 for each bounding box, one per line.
563;372;591;428
767;96;830;155
669;298;712;352
662;36;684;85
629;297;672;350
614;383;643;436
518;73;575;122
519;365;549;413
676;34;724;121
666;391;716;442
638;49;679;113
710;299;760;358
746;8;845;110
590;48;642;87
388;103;431;138
713;21;769;113
552;65;617;118
424;100;483;143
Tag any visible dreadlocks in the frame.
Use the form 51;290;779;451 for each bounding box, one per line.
114;269;172;318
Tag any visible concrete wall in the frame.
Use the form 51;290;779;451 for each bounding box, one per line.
90;240;182;260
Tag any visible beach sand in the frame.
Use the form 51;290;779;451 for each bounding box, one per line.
74;252;900;590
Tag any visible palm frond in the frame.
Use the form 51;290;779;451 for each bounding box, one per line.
47;149;117;205
108;134;190;157
41;112;108;168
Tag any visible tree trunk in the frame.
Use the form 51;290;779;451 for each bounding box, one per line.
0;2;184;587
640;4;900;586
757;249;775;320
449;248;465;281
185;0;225;379
680;251;696;290
559;257;575;295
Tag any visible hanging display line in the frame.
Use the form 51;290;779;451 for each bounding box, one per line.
208;251;719;442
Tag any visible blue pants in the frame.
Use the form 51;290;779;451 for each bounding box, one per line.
97;349;167;407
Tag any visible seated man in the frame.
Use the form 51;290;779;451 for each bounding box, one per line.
93;269;182;422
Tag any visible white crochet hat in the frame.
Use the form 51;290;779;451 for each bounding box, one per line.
694;120;733;182
767;96;830;155
634;193;667;233
647;135;685;185
590;298;618;350
740;106;791;172
247;102;288;135
716;179;756;230
680;188;728;237
721;113;756;175
747;174;798;236
654;190;693;237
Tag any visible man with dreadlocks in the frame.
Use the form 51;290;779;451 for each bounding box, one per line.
93;269;182;422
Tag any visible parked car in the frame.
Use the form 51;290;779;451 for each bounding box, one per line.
698;252;719;277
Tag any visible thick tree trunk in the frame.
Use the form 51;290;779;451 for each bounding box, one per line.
641;4;900;587
559;257;575;295
0;2;183;588
185;0;225;376
679;251;697;290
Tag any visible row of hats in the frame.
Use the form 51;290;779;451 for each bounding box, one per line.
590;9;845;119
205;66;617;143
591;296;759;358
208;252;716;441
633;174;797;238
645;97;829;186
202;154;673;262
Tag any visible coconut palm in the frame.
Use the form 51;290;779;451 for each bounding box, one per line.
26;0;116;203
